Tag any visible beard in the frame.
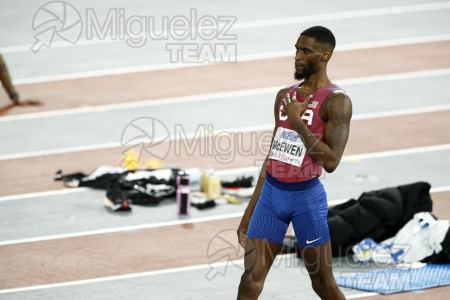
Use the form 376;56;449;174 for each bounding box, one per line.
294;65;316;80
294;71;306;80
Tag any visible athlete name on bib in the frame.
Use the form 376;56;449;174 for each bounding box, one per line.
268;127;306;167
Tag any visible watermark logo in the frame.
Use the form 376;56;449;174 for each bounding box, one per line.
31;2;237;62
203;231;304;281
120;117;171;169
205;229;245;281
337;269;414;293
31;1;82;52
119;117;272;169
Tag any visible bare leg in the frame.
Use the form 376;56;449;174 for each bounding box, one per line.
0;54;41;106
300;241;346;300
0;54;16;99
237;238;281;300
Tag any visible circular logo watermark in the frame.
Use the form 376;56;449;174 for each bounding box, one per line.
205;229;246;281
120;117;172;168
31;1;82;52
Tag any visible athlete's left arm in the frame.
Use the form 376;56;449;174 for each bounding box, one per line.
289;91;352;173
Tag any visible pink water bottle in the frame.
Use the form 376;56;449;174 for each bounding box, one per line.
177;171;190;215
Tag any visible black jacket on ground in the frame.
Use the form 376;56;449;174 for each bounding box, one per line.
327;182;433;256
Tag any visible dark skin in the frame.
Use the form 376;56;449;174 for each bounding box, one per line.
0;54;41;107
237;35;351;300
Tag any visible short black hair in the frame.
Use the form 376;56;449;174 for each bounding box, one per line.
301;26;336;50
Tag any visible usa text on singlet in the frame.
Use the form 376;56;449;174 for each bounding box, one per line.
266;82;343;183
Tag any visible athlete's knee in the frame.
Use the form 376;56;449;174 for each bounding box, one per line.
238;270;265;298
310;273;327;293
309;273;339;297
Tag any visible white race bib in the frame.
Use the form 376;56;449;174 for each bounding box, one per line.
268;127;306;167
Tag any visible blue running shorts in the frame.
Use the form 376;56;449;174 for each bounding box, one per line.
246;172;330;247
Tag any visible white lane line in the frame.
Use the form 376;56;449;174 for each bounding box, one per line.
233;2;450;29
0;185;448;246
342;144;450;161
0;260;243;294
0;86;279;122
0;212;244;246
7;34;450;85
1;68;449;124
0;123;274;161
0;141;122;161
1;1;448;56
2;148;448;203
337;68;450;86
0;187;90;202
0;256;380;297
0;167;259;202
352;103;450;121
238;34;450;62
346;293;379;299
1;101;450;161
431;186;450;193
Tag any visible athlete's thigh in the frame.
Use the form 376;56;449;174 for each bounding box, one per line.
299;241;334;278
291;183;329;248
291;207;330;247
247;181;290;245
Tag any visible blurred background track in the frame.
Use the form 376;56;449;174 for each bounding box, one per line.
0;1;449;299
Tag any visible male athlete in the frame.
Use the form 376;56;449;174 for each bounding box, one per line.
237;26;351;299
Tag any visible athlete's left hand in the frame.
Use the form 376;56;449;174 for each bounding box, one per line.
284;92;312;123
